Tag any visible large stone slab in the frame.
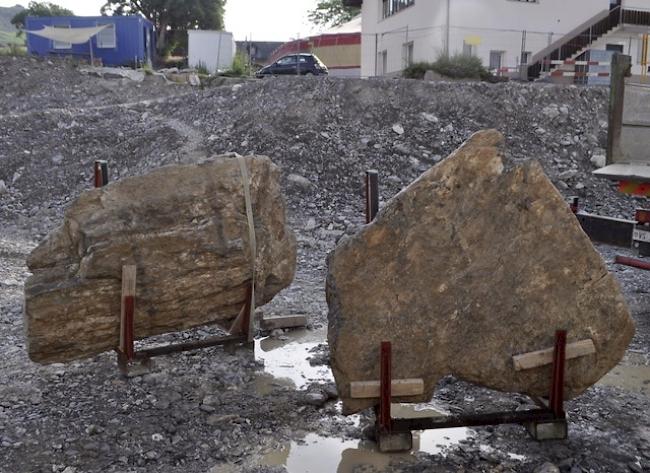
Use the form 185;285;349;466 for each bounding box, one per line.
25;155;296;364
327;130;634;414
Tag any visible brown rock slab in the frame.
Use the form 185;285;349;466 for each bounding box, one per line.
326;130;634;414
25;155;296;364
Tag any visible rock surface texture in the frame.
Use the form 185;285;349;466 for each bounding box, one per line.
327;130;635;414
25;155;296;364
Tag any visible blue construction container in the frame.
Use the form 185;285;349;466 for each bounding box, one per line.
25;15;155;66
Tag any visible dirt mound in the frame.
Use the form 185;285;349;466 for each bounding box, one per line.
0;56;180;114
1;70;643;238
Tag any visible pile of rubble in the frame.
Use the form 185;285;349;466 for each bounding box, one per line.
1;58;642;237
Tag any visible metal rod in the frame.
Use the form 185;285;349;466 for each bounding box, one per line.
133;334;247;359
615;255;650;270
94;160;109;188
569;197;579;214
365;170;379;224
549;330;567;417
123;295;135;361
94;161;103;188
379;341;392;432
392;408;559;431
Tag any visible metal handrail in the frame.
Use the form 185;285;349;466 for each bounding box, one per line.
528;6;626;80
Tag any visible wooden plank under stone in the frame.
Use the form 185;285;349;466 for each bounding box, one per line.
350;379;424;399
513;339;596;371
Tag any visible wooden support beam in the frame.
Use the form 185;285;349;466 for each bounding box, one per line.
261;314;308;331
350;378;424;399
513;339;595;371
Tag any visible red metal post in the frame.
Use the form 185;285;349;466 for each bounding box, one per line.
635;208;650;224
123;295;135;360
94;161;103;188
615;255;650;270
549;330;567;417
379;341;392;432
94;160;109;188
569;197;579;214
365;170;379;224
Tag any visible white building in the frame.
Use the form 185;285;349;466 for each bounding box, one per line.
346;0;650;79
188;30;236;74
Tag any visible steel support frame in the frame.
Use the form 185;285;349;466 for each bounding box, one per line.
116;284;253;374
91;160;255;373
376;331;568;441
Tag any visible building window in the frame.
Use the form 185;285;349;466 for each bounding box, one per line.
382;0;415;19
489;50;504;70
97;23;116;49
463;41;477;56
403;41;413;67
52;24;71;50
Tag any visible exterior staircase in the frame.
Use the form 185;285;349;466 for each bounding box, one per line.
528;6;650;80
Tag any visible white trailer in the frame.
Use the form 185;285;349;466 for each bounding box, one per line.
188;30;235;74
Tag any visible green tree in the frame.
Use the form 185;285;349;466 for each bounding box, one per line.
11;2;74;30
308;0;360;27
101;0;226;56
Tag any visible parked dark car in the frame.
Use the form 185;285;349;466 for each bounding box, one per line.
256;53;328;77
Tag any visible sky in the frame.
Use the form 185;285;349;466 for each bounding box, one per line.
0;0;321;41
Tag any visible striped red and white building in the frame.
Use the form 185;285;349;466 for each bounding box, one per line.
267;16;361;78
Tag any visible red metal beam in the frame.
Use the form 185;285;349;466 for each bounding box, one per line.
123;295;135;360
615;255;650;270
379;341;392;432
94;161;103;188
549;330;567;417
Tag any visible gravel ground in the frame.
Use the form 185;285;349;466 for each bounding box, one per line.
0;56;649;473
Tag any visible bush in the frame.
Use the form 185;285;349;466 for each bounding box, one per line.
221;52;249;77
195;61;210;76
404;54;491;81
0;43;27;56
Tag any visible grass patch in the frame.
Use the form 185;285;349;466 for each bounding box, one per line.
0;29;25;46
404;54;491;81
0;43;26;56
220;52;250;77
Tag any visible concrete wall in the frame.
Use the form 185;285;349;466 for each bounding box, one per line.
623;0;650;10
360;0;446;77
586;27;650;76
359;0;611;77
188;30;235;73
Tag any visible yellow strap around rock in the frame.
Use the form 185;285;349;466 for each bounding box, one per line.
237;155;257;342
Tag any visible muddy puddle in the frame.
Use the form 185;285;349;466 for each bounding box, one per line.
254;327;332;394
258;426;472;473
599;352;650;397
252;329;476;471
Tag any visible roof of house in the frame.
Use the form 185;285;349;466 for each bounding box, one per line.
25;15;153;26
323;15;361;35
